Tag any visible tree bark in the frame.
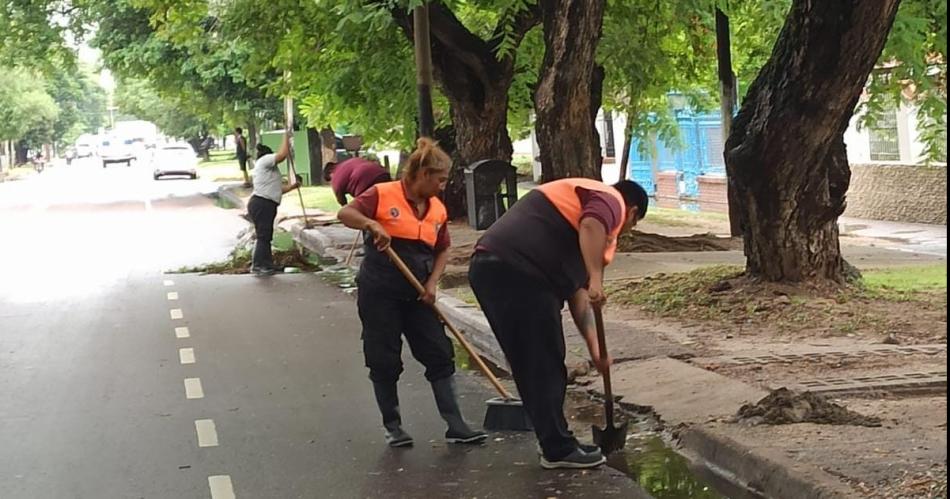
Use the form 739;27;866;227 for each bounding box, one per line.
724;0;901;284
392;3;539;217
306;127;324;185
247;120;259;158
534;0;606;182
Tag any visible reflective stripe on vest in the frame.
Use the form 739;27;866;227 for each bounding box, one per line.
536;178;626;264
374;181;447;248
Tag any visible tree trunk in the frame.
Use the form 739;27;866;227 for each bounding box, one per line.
15;141;28;165
393;3;538;218
247;120;259;158
306;127;324;185
534;0;606;182
724;0;901;284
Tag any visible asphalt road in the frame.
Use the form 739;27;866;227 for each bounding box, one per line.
0;160;648;498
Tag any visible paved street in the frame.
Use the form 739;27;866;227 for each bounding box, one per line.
0;161;648;498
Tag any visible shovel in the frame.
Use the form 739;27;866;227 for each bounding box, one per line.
591;302;628;454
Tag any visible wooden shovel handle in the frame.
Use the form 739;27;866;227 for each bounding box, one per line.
593;303;615;426
384;246;514;400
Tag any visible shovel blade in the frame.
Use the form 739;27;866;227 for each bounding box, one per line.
592;420;629;455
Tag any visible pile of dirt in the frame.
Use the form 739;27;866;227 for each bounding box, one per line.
617;231;742;253
737;388;882;427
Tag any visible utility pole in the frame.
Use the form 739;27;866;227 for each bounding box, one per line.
413;3;435;138
716;7;742;237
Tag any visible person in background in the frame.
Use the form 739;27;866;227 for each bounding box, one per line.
247;134;300;276
235;127;250;187
324;157;392;206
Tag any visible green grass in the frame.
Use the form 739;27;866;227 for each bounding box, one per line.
283;186;341;213
645;207;729;228
861;264;947;294
197;151;246;182
0;166;37;181
272;230;295;252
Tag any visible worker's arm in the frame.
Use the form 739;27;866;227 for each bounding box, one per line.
420;248;449;305
280;180;300;194
578;217;609;306
338;205;390;251
568;288;611;375
335;190;349;207
274;133;291;164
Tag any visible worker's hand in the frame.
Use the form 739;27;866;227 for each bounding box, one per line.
291;180;301;190
590;344;613;376
420;280;438;305
588;280;607;308
365;221;391;251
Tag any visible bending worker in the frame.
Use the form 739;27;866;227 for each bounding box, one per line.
468;177;648;469
337;138;487;448
324;157;392;206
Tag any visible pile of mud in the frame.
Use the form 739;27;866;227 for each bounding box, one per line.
737;388;882;427
618;231;742;253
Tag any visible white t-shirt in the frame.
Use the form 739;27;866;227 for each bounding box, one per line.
252;154;283;204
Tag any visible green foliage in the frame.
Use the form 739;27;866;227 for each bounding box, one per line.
0;70;59;143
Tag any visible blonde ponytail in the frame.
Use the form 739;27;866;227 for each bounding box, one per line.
405;137;451;180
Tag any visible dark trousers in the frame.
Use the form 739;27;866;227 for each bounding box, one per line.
247;195;278;268
468;253;577;460
357;285;455;384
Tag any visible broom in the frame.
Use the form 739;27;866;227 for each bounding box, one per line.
384;246;531;431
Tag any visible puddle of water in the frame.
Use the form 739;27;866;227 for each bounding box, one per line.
563;391;762;499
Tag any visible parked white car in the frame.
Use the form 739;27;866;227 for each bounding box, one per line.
152;142;198;180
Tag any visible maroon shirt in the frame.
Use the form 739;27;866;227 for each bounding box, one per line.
331;158;392;203
351;182;451;252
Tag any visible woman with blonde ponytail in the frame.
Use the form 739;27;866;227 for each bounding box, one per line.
338;138;488;448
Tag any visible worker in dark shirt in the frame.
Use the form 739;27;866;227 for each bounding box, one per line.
337;138;487;448
324;157;392;206
468;178;648;469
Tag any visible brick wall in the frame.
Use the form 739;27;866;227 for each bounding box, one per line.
656;171;680;208
844;163;947;224
698;175;729;213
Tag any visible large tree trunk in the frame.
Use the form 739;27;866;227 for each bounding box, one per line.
393;3;539;218
247;120;259;158
534;0;606;182
725;0;901;284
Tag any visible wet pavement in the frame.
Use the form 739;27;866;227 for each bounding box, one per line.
0;162;659;498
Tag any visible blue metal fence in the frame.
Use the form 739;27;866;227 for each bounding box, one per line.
626;111;726;199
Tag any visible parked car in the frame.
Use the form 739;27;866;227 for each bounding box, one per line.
100;137;136;168
152;142;198;180
75;141;95;158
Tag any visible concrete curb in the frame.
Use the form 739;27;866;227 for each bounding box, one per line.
436;294;508;370
215;184;246;211
676;426;852;499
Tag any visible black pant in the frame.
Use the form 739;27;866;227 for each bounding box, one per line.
247;195;278;268
469;252;577;460
357;285;455;384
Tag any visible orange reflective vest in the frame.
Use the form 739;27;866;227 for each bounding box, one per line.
374;181;447;248
536;178;626;264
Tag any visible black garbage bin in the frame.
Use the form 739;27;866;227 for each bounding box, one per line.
464;160;518;230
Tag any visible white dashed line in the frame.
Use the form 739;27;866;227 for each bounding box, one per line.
208;475;236;499
167;292;179;301
170;309;183;320
195;419;219;447
175;327;190;338
163;280;174;287
184;378;205;399
179;348;196;364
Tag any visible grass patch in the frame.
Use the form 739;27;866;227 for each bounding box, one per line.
197;152;246;182
171;229;320;274
645;207;729;228
861;264;947;294
0;166;38;181
608;264;947;341
283;185;341;213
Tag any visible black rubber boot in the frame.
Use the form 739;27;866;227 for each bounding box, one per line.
372;382;413;447
430;377;488;444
